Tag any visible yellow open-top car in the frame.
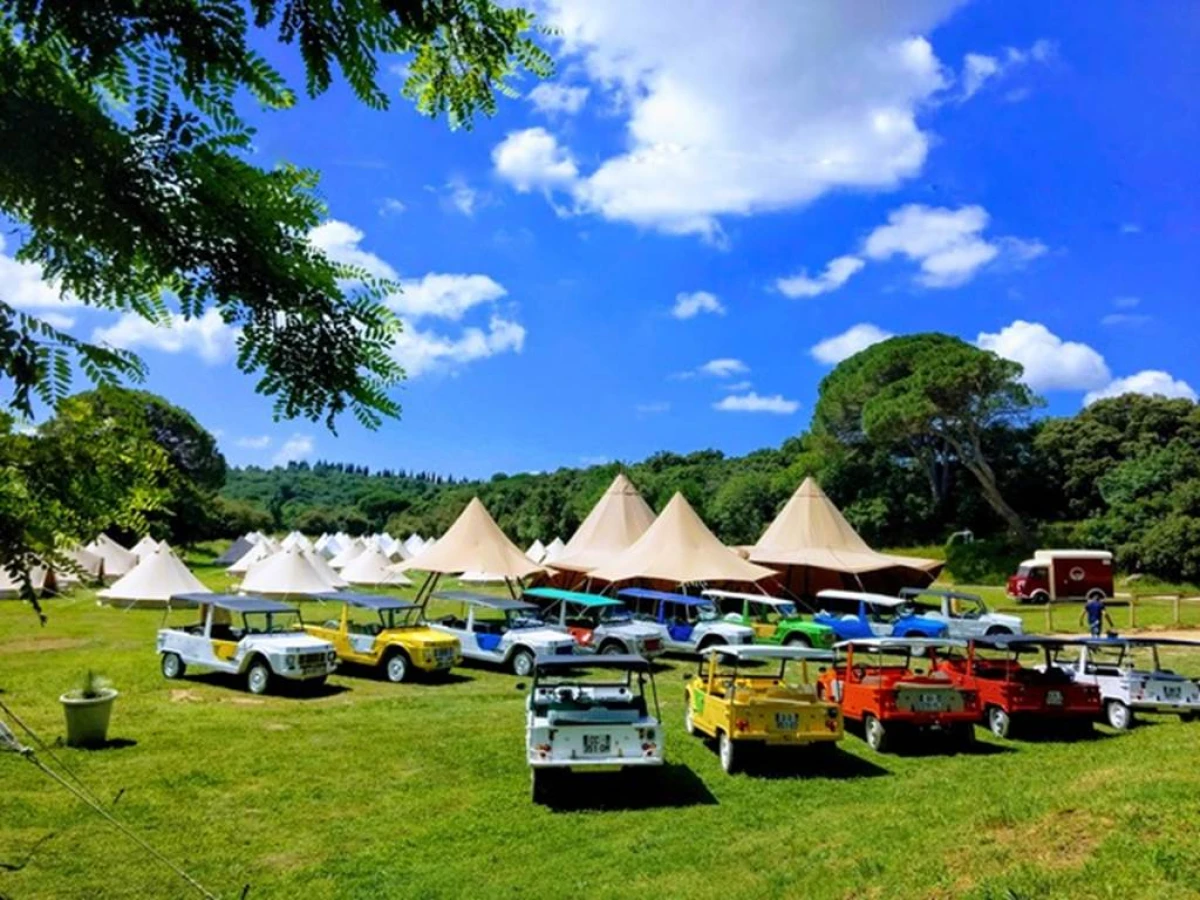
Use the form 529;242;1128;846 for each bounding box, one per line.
305;592;461;683
685;644;843;773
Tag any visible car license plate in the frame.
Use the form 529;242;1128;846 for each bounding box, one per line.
914;693;946;712
1163;685;1182;699
775;712;798;731
1046;690;1063;706
302;665;325;677
583;734;611;755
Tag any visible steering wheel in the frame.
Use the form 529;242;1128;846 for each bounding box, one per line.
851;665;868;682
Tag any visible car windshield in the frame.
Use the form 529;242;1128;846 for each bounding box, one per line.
758;602;798;623
506;608;543;629
696;601;720;622
1018;565;1045;578
242;610;303;634
597;605;633;624
381;606;422;629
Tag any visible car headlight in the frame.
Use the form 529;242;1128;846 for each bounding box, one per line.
285;654;296;668
326;650;337;662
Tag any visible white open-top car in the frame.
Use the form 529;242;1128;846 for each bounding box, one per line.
1054;637;1200;730
525;654;663;803
427;591;577;676
158;593;337;695
898;587;1024;639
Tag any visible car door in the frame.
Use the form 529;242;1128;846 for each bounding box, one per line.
666;602;695;645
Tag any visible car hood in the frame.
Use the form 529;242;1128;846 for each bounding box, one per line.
252;634;333;652
384;628;458;647
985;613;1024;629
699;622;755;639
511;627;576;646
607;623;662;640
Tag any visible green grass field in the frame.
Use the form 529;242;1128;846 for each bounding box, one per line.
5;572;1200;899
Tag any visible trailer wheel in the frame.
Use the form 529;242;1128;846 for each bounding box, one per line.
1031;591;1050;605
1105;699;1132;731
864;714;889;753
160;652;186;679
987;706;1012;739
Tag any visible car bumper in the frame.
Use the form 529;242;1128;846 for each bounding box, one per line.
1129;701;1200;714
746;730;842;747
529;756;663;770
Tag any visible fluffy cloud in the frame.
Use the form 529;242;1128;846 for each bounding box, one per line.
961;39;1054;100
776;256;865;298
444;177;481;216
273;434;315;465
863;204;1045;288
388;274;507;321
713;391;799;414
36;311;76;330
721;380;753;393
671;290;724;319
92;308;238;364
491;128;579;193
378;197;406;216
1085;371;1198;406
390;315;526;378
699;358;749;378
810;323;894;365
493;1;961;239
0;234;79;310
308;220;397;279
236;436;271;450
976;320;1110;392
528;83;590;116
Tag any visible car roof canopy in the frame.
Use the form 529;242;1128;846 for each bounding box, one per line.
836;636;968;651
816;589;907;609
320;591;416;611
617;587;712;606
523;587;622;607
899;587;982;602
432;590;537;612
701;588;793;607
706;644;833;662
533;654;651;672
973;635;1094;651
169;592;298;614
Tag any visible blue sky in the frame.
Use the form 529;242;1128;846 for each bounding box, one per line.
5;1;1198;477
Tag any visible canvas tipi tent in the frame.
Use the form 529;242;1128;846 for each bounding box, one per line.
341;547;413;587
549;473;656;574
525;539;547;564
303;547;348;589
747;477;942;596
226;538;274;575
240;546;338;596
0;564;58;598
280;531;312;553
329;539;365;570
97;545;210;608
130;535;161;560
589;493;776;587
86;534;138;582
403;534;426;557
60;546;105;584
215;535;256;567
542;538;565;563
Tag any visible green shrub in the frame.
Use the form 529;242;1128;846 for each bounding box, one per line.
944;538;1032;585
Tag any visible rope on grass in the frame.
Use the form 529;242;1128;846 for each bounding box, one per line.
0;716;223;899
0;699;101;803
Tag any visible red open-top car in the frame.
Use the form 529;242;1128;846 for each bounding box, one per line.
934;636;1102;739
818;637;980;753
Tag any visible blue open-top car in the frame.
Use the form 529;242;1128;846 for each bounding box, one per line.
616;588;754;655
812;589;949;641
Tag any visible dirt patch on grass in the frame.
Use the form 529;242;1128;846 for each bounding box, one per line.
258;850;313;873
169;689;204;703
263;722;290;731
228;697;265;706
1;636;90;654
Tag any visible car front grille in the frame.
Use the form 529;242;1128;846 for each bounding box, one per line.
299;652;326;667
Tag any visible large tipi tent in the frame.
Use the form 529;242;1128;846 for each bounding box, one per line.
130;535;161;560
215;535;255;567
97;545;210;608
550;473;656;574
397;498;542;596
403;534;426;557
0;564;58;598
60;546;105;583
240;546;338;596
589;493;777;588
747;477;942;596
303;547;348;589
328;539;365;570
86;534;139;582
226;538;274;575
341;547;413;587
280;531;312;552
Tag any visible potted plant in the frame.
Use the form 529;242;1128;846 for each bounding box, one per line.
60;670;117;748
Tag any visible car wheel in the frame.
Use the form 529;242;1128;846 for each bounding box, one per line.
160;652;185;679
307;676;327;692
1180;712;1199;723
903;630;923;638
246;659;272;696
684;701;697;736
1106;699;1133;731
511;648;535;677
718;731;738;774
530;768;554;804
864;714;889;753
384;652;409;683
955;722;977;748
599;642;624;655
987;706;1011;739
985;626;1013;637
1031;591;1050;605
784;633;812;647
698;637;727;652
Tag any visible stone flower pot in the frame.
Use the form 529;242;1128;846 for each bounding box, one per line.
60;688;118;748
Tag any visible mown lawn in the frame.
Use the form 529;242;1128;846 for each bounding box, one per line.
4;576;1200;900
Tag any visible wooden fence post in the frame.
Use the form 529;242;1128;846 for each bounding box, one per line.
1130;595;1137;630
1173;593;1182;627
1044;602;1053;633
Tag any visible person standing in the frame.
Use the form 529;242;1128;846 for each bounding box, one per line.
1080;595;1115;638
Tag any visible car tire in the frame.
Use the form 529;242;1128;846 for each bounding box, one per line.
903;630;923;638
161;652;185;679
530;768;550;804
1106;699;1133;731
985;626;1013;637
955;722;977;748
987;706;1011;739
599;642;625;655
864;714;889;753
307;676;327;693
384;652;410;684
1180;712;1198;723
718;731;738;774
698;637;727;652
684;700;697;736
1031;591;1050;605
511;648;535;677
246;659;272;696
784;633;812;647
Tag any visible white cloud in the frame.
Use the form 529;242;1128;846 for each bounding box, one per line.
776;255;865;298
721;380;753;392
1101;313;1151;327
713;391;799;415
698;358;748;378
635;401;670;415
390;315;525;378
671;290;724;320
863;204;1044;288
444;177;481;216
92;308;238;364
810;323;894;365
976;320;1110;392
1085;371;1197;406
528;83;590;116
378;197;406;216
496;1;960;239
36;311;76;330
308;220;397;279
388;274;507;321
0;234;80;310
961;40;1055;100
492;128;580;193
273;434;315;466
236;436;271;450
1113;296;1141;309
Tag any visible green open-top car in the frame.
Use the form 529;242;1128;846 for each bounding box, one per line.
703;589;835;649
